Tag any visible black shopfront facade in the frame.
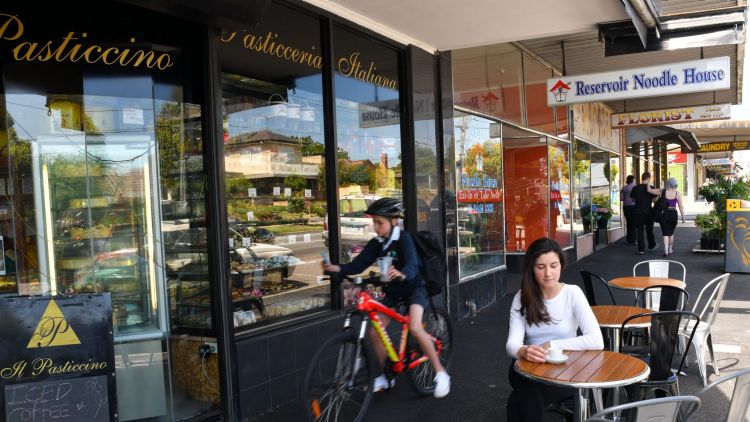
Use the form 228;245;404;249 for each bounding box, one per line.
0;1;454;421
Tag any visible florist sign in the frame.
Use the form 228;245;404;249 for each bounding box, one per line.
547;57;730;105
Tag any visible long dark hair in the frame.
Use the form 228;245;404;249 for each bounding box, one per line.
519;237;566;326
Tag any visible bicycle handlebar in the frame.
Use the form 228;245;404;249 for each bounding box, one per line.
329;271;386;288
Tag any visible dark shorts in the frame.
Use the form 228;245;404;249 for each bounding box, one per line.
660;209;679;236
381;283;428;309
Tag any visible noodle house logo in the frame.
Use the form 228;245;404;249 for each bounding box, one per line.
27;299;81;349
546;57;730;105
0;13;175;70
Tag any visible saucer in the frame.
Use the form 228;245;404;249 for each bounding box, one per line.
546;354;568;364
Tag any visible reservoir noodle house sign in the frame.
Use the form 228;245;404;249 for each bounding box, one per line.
547;57;730;105
0;294;116;422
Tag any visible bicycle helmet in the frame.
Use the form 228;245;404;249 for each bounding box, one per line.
365;197;404;218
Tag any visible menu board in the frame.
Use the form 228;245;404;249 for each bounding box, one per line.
0;294;116;421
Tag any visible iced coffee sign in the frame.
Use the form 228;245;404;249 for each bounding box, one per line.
547;57;730;105
0;294;116;421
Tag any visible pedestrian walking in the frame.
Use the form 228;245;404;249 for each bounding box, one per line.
659;177;686;256
630;172;662;255
621;175;636;244
505;238;603;421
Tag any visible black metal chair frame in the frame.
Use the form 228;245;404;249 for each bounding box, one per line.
581;270;617;306
619;310;701;401
633;285;690;312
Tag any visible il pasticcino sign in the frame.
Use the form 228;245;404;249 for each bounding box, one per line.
0;14;174;70
547;57;730;105
611;103;731;128
0;294;116;422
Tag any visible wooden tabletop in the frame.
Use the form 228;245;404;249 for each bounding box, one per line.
515;350;650;388
608;276;686;291
592;305;652;328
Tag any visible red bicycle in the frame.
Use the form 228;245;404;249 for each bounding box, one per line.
302;274;453;422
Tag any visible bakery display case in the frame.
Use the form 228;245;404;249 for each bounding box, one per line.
33;132;165;338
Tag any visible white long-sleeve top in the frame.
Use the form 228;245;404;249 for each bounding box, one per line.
506;283;604;359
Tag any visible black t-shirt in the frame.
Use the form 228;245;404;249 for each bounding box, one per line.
630;184;657;214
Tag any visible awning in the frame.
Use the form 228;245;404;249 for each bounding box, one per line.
626;126;700;150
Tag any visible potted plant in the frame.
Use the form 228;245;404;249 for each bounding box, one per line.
698;174;750;243
695;211;723;250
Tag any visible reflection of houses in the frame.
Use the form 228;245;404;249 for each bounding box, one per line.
376;152;397;190
223;130;322;197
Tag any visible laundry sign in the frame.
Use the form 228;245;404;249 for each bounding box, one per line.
547;57;730;105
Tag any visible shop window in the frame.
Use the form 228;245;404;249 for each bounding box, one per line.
453;112;505;277
333;25;403;261
549;139;572;247
412;51;441;236
591;147;612;229
667;149;689;196
0;3;215;420
218;3;329;329
452;44;523;124
609;153;622;228
573;139;592;235
503;126;549;252
523;54;555;134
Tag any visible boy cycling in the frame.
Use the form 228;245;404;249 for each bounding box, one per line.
322;197;451;398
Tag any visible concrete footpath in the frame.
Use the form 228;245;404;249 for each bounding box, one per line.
251;224;750;421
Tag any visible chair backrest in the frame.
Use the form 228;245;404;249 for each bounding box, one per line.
634;285;689;311
633;259;687;282
621;311;701;381
588;395;701;422
691;273;730;326
581;270;616;306
696;367;750;422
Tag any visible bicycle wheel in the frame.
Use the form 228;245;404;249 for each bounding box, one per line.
405;307;453;396
302;330;374;422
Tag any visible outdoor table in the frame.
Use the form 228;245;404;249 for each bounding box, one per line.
608;276;686;309
592;305;652;353
515;350;650;422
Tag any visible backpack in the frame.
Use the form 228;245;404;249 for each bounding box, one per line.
652;189;667;223
410;230;446;297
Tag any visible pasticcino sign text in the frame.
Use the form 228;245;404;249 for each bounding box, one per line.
0;14;175;70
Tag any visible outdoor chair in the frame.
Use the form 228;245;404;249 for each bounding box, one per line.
620;310;700;401
634;285;689;311
581;270;618;306
584;395;701;422
632;259;687;282
633;260;687;310
678;273;730;387
690;367;750;422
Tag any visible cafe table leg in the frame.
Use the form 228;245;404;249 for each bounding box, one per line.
592;388;604;412
574;387;590;422
611;328;622;409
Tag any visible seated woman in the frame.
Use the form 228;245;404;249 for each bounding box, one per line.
505;238;604;421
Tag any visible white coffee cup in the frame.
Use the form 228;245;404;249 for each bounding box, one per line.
377;256;393;282
547;347;563;360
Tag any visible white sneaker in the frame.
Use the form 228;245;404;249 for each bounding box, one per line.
433;372;450;398
669;246;674;254
373;375;394;392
